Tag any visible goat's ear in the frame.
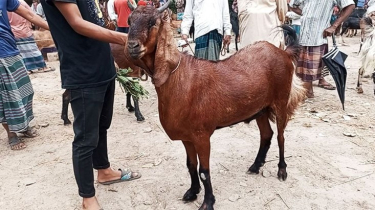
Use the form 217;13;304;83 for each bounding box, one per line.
152;15;179;87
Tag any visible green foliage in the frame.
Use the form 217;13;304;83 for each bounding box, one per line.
168;0;177;14
117;68;149;100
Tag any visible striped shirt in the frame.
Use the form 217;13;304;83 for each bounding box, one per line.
294;0;354;46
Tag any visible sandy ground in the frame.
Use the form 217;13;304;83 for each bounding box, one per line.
0;35;375;210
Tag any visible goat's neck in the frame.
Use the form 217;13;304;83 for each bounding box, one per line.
152;20;180;87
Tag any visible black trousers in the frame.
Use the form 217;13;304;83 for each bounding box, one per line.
70;80;115;198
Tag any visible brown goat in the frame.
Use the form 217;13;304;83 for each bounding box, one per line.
126;3;306;210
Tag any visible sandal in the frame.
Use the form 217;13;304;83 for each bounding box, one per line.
20;127;38;138
9;136;26;150
29;67;56;74
318;83;336;90
39;67;56;73
98;168;141;185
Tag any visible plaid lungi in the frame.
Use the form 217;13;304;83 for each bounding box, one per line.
16;36;46;71
194;30;222;61
296;45;329;82
0;55;34;132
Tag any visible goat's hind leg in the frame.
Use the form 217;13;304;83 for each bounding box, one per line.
132;96;145;121
182;141;201;202
276;113;289;181
248;112;273;174
61;90;71;125
126;92;135;112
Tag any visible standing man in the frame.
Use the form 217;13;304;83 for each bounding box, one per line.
40;0;141;209
290;0;355;98
107;0;118;26
238;0;288;49
181;0;232;61
114;0;134;33
1;0;48;150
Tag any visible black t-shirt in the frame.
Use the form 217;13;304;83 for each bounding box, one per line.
41;0;116;89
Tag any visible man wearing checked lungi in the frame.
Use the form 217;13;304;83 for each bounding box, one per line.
0;0;49;150
181;0;232;61
290;0;355;98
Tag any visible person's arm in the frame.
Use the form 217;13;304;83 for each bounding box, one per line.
180;0;193;40
323;2;355;37
14;4;49;30
222;0;232;45
288;6;302;15
276;0;288;23
53;1;126;45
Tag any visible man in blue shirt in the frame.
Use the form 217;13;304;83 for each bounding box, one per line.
0;0;48;150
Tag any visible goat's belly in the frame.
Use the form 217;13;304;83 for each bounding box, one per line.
216;108;265;128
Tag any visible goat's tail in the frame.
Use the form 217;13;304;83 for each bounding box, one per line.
281;25;306;118
282;24;301;62
287;71;306;119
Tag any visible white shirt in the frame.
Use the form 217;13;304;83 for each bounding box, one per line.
36;3;46;20
181;0;232;40
107;0;117;21
286;11;301;25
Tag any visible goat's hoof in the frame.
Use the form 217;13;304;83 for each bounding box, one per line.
198;198;215;210
127;106;135;112
277;168;288;181
182;188;200;202
247;163;262;174
356;87;364;94
62;118;71;125
136;115;145;121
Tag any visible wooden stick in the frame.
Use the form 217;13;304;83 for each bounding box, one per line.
276;193;290;209
264;198;276;206
329;172;374;188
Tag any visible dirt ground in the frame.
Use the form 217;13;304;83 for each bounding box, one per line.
0;35;374;210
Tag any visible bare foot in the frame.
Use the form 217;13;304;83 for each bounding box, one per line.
318;78;335;90
82;197;102;210
97;168;140;183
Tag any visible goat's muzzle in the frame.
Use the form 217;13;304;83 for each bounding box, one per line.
127;40;144;59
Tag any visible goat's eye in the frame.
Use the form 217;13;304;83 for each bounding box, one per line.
149;19;156;28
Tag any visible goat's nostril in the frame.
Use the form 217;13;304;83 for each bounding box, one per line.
128;41;140;49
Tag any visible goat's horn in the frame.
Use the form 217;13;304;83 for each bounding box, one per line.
157;0;170;13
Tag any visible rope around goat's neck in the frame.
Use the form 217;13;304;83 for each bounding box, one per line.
171;54;181;74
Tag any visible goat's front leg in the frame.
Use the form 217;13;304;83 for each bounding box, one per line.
248;113;273;174
132;96;145;121
182;141;201;202
61;90;71;125
126;92;135;112
195;138;215;210
357;67;364;94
